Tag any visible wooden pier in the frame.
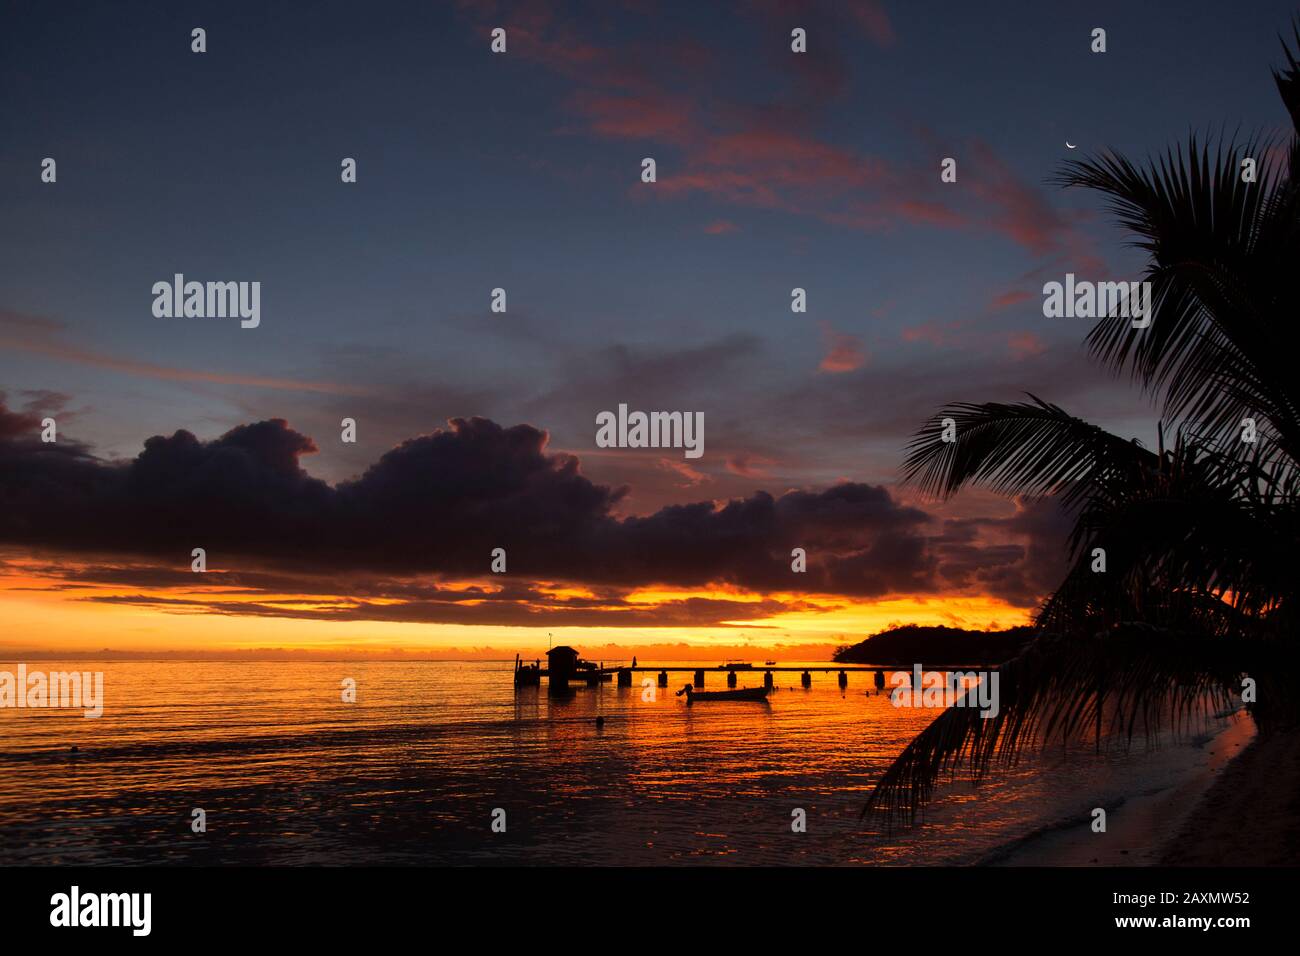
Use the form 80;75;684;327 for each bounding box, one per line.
514;647;996;693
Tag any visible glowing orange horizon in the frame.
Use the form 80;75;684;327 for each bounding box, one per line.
0;556;1035;657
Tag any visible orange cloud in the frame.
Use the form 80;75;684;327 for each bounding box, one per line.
966;139;1072;256
658;456;709;487
567;90;694;142
989;289;1034;310
1007;331;1048;360
902;320;962;347
726;453;776;478
0;309;366;396
817;322;867;373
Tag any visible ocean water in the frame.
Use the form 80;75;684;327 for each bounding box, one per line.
0;660;1231;865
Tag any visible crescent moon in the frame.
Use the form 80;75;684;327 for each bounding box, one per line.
1066;141;1077;149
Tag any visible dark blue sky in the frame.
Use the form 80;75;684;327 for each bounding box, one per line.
3;0;1296;514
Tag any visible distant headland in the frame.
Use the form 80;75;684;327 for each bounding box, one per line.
832;624;1033;665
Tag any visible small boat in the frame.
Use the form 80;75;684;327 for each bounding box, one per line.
676;684;770;704
763;660;776;665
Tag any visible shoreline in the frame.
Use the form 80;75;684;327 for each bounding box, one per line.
1160;722;1300;866
986;713;1257;866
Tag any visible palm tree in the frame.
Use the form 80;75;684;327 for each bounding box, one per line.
865;25;1300;822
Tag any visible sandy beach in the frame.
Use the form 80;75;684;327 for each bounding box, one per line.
1160;723;1300;866
989;713;1261;866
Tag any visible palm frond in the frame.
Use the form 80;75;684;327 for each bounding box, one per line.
1056;136;1300;458
864;625;1257;824
902;396;1154;503
1274;18;1300;136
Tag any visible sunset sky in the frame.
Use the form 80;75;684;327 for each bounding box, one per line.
2;0;1295;657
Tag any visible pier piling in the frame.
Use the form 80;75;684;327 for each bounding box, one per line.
512;652;995;696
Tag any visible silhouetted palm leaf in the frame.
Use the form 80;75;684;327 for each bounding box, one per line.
863;624;1280;824
1056;137;1300;454
902;396;1155;503
1273;18;1300;134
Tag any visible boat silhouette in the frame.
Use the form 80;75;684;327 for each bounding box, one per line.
676;684;770;704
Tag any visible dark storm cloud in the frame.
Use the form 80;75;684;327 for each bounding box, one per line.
0;399;1061;604
930;497;1074;607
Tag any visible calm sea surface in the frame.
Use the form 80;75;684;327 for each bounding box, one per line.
0;660;1227;865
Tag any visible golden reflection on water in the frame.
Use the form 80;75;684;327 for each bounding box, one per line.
0;660;1219;864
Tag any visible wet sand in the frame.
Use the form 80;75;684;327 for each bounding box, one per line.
990;713;1257;866
1160;723;1300;866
